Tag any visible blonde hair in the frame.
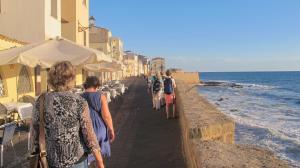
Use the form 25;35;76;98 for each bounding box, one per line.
48;61;76;91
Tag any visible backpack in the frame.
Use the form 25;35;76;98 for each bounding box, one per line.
164;78;173;94
152;79;161;93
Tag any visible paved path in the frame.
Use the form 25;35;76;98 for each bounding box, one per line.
3;77;186;168
106;77;186;168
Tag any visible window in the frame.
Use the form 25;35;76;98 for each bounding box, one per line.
17;66;32;94
0;73;6;97
51;0;57;19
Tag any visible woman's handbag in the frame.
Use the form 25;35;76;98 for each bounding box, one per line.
29;94;49;168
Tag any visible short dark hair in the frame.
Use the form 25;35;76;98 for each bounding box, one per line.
83;76;100;89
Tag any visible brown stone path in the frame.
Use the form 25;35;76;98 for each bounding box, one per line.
106;77;186;168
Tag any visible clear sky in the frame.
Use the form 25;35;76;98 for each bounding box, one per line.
90;0;300;72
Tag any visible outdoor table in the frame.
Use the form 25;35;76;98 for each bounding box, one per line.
102;91;111;103
73;88;83;95
114;84;125;95
3;102;33;151
109;89;117;99
4;102;33;121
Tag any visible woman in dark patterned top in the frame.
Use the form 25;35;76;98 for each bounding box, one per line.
30;61;104;168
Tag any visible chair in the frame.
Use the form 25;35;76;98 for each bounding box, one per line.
13;99;33;151
15;107;32;151
0;122;17;167
0;104;7;124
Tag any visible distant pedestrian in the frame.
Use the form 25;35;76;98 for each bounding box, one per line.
164;70;176;119
147;73;152;94
160;71;166;107
81;76;115;165
152;72;163;111
150;74;156;107
30;61;104;168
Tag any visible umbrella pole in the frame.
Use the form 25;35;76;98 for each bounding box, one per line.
46;68;50;92
16;69;18;102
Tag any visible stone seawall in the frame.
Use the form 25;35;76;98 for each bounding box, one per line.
172;72;200;84
175;79;289;168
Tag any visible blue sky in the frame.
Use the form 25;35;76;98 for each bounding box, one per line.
90;0;300;72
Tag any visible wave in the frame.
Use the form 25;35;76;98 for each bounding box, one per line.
234;116;300;146
199;92;300;165
201;80;276;90
235;82;276;89
220;109;300;167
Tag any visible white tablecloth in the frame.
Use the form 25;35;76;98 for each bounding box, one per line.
110;89;117;99
102;91;111;103
4;102;33;120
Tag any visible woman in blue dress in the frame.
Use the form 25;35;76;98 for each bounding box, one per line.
81;76;115;165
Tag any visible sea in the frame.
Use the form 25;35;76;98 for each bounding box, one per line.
198;71;300;167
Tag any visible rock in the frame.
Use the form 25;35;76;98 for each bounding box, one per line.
218;98;224;101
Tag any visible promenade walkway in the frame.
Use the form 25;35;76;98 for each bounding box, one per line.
3;77;185;168
106;77;186;168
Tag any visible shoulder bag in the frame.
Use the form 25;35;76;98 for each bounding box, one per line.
29;94;49;168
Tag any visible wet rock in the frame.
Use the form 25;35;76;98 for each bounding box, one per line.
203;81;224;86
202;81;243;88
228;83;243;88
218;98;224;101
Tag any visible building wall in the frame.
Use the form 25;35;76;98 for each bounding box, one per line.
89;26;112;54
0;64;35;103
76;0;89;47
44;0;62;40
61;0;76;42
75;66;83;86
0;0;61;43
61;0;89;46
111;37;123;61
0;64;86;104
90;42;111;55
151;58;165;74
124;54;139;77
143;64;149;75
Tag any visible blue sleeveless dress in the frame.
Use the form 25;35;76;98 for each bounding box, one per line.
81;92;111;161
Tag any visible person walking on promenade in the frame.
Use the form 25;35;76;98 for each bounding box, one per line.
81;76;115;165
30;61;104;168
147;73;152;94
152;72;163;111
160;71;166;107
164;70;177;119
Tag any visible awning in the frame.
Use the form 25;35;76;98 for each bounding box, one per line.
0;37;112;68
84;63;115;72
84;60;123;72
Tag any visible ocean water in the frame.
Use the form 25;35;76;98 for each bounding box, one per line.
198;71;300;167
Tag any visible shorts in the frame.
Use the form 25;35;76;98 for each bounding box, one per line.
165;93;175;104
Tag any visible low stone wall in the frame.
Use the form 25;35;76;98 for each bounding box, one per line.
175;80;289;168
172;72;200;84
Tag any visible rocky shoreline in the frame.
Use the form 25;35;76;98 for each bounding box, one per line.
172;72;290;168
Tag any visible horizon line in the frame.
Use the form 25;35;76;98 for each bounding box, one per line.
198;70;300;73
